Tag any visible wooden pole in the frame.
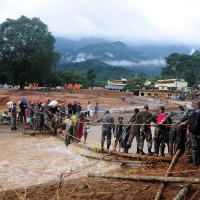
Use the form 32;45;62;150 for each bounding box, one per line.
87;172;200;184
173;184;191;200
154;149;181;200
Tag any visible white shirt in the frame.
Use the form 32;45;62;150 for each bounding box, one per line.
87;104;92;112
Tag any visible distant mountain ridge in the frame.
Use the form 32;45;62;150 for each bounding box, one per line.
58;59;135;86
55;37;196;76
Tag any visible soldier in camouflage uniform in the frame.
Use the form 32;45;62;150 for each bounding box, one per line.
135;105;155;155
98;110;115;151
125;108;140;153
188;101;200;166
168;106;187;156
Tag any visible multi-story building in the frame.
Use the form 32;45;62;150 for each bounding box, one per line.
105;78;127;91
155;79;188;92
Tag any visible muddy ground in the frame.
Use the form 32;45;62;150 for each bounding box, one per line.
0;89;196;200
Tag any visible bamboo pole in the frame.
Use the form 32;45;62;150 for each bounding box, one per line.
154;149;181;200
87;172;200;184
173;184;191;200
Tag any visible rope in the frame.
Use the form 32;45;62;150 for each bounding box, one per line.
45;108;187;127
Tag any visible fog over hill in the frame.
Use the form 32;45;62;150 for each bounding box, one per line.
55;37;197;76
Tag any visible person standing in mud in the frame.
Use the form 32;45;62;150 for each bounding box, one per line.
113;116;125;152
188;101;200;166
87;101;92;117
124;108;140;153
11;103;17;130
168;105;187;156
135;105;155;155
28;102;35;129
97;110;115;151
154;106;169;157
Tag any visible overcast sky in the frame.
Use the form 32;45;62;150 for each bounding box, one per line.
1;0;200;45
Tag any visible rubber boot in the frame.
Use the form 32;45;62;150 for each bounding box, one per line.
174;144;179;154
192;152;199;167
160;145;165;157
169;143;173;156
148;147;153;156
136;146;140;154
107;142;111;150
154;142;159;157
124;144;130;153
139;143;145;155
101;141;104;152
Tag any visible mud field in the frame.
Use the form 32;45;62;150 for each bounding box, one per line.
0;89;196;200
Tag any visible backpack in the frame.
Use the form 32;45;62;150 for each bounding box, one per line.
188;109;200;134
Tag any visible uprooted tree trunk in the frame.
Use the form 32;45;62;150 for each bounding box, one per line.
87;172;200;184
154;149;181;200
173;184;191;200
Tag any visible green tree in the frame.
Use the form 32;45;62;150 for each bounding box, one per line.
161;52;200;86
86;68;96;87
125;76;146;91
0;15;59;88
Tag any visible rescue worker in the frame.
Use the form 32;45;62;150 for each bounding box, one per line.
113;116;125;152
44;99;51;128
125;108;140;153
11;102;17;130
136;105;155;155
188;101;200;166
168;105;186;156
97;110;115;151
28;102;35;128
154;106;169;157
34;103;44;134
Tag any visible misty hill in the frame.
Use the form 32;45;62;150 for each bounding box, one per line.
55;37;195;76
59;59;135;86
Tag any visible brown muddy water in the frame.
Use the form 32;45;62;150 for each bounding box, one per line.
0;130;120;190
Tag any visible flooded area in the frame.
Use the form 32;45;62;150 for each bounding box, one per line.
0;130;120;190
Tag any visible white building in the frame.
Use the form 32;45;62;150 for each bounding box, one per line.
155;79;188;91
105;78;127;90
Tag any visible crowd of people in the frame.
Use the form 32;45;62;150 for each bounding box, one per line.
97;101;200;167
6;99;99;136
5;98;200;167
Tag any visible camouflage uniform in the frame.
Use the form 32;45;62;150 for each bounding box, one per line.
126;113;140;153
168;111;186;155
135;111;155;154
188;108;200;166
101;114;115;150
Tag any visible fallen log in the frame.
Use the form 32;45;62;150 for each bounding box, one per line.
73;143;172;162
57;130;172;162
173;184;191;200
154;149;181;200
87;172;200;184
80;153;142;164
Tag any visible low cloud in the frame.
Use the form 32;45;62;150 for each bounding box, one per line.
72;53;94;62
105;58;166;67
105;52;115;58
189;48;196;55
